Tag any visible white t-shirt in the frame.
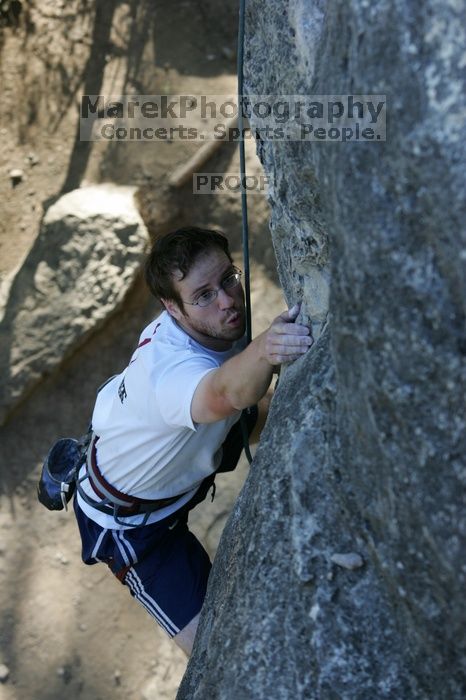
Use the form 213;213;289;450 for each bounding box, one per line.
77;311;242;528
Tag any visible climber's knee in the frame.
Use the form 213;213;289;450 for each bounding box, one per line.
173;612;200;657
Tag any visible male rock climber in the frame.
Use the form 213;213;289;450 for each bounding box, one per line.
73;227;313;655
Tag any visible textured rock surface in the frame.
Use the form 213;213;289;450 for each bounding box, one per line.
179;1;466;698
0;184;149;424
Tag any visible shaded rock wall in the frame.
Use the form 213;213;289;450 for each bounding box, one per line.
178;1;466;698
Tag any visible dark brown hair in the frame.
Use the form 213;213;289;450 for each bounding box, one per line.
144;227;233;308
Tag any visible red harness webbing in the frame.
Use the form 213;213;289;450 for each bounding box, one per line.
86;435;184;516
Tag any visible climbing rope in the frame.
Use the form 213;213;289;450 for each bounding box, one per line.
237;0;251;347
237;0;254;465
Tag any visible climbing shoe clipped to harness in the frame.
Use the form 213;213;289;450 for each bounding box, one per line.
37;438;83;511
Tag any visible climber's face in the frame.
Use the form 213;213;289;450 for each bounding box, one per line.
163;248;246;351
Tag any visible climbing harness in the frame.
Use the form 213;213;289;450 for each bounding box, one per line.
38;409;255;526
37;428;192;527
76;432;191;527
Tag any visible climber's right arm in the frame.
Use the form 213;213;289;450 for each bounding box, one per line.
191;304;313;424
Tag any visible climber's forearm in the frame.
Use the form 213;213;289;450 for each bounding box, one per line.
191;304;313;424
209;330;275;410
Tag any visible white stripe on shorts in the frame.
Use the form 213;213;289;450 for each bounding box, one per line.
118;531;138;565
125;568;180;637
112;531;131;566
91;528;108;561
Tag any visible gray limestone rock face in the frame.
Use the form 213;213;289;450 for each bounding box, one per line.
178;1;466;698
0;184;149;424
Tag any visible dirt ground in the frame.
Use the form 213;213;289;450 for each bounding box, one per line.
0;3;284;699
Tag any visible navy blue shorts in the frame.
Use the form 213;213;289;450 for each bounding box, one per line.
74;498;211;637
73;407;257;637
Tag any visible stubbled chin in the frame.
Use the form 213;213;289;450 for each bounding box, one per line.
223;321;245;340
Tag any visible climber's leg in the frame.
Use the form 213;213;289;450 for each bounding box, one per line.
173;612;201;656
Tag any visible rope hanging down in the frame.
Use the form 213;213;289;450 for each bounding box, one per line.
237;0;251;347
237;0;254;465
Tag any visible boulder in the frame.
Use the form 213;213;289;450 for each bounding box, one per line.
178;1;466;698
0;184;149;424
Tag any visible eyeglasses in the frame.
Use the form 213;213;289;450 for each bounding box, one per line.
183;268;242;307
